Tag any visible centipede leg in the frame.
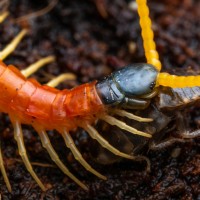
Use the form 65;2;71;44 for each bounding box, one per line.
62;130;106;180
12;120;46;191
83;124;135;160
46;73;77;87
100;114;152;138
84;124;151;171
0;29;27;60
0;141;11;192
21;56;56;78
38;130;88;190
112;109;153;122
0;11;9;23
21;59;76;86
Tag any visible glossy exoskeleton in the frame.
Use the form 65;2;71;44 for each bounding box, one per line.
96;63;158;109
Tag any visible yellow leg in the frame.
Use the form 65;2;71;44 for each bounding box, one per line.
46;73;77;87
84;124;151;172
12;120;46;191
21;56;55;78
112;109;153;122
83;124;135;160
39;130;88;190
0;142;11;192
100;115;152;138
0;11;9;23
62;130;106;180
136;0;161;71
0;29;27;60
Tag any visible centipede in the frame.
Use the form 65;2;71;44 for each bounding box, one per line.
0;0;199;194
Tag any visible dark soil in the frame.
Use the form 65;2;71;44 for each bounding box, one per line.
0;0;199;199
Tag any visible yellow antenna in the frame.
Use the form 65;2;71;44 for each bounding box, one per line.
157;73;200;88
136;0;161;71
136;0;200;88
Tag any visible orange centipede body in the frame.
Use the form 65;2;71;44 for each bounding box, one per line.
0;59;155;136
0;61;104;131
0;0;199;194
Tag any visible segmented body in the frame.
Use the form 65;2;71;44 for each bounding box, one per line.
0;0;199;193
0;60;104;131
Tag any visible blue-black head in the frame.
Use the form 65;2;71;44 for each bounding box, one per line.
112;63;158;96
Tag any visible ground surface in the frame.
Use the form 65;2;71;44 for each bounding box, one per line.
0;0;199;199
